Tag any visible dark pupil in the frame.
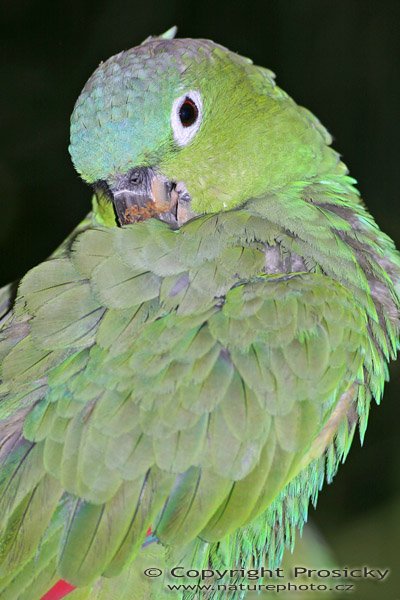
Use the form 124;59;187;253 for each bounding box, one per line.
179;98;198;127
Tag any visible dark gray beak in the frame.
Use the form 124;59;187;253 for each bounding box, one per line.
109;167;176;226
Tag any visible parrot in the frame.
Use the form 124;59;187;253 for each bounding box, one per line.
0;25;399;600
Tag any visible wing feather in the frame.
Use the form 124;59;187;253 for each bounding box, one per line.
1;183;398;589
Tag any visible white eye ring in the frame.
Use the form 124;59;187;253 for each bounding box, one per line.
171;90;203;147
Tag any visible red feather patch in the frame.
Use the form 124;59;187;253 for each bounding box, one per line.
41;580;76;600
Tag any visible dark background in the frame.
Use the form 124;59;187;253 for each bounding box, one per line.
1;1;399;598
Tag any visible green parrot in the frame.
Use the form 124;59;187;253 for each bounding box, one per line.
0;26;399;600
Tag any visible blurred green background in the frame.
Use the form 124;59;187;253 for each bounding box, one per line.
1;1;399;598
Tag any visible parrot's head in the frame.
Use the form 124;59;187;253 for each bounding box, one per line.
69;28;338;226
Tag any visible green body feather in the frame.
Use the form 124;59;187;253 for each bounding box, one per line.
1;29;399;600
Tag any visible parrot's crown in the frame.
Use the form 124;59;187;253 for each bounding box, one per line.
69;35;246;184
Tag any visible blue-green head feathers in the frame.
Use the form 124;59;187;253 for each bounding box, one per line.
69;30;340;213
70;37;212;183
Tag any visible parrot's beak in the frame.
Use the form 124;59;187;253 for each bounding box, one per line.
108;167;195;227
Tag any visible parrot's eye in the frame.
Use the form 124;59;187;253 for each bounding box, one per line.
179;98;198;127
171;90;202;147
